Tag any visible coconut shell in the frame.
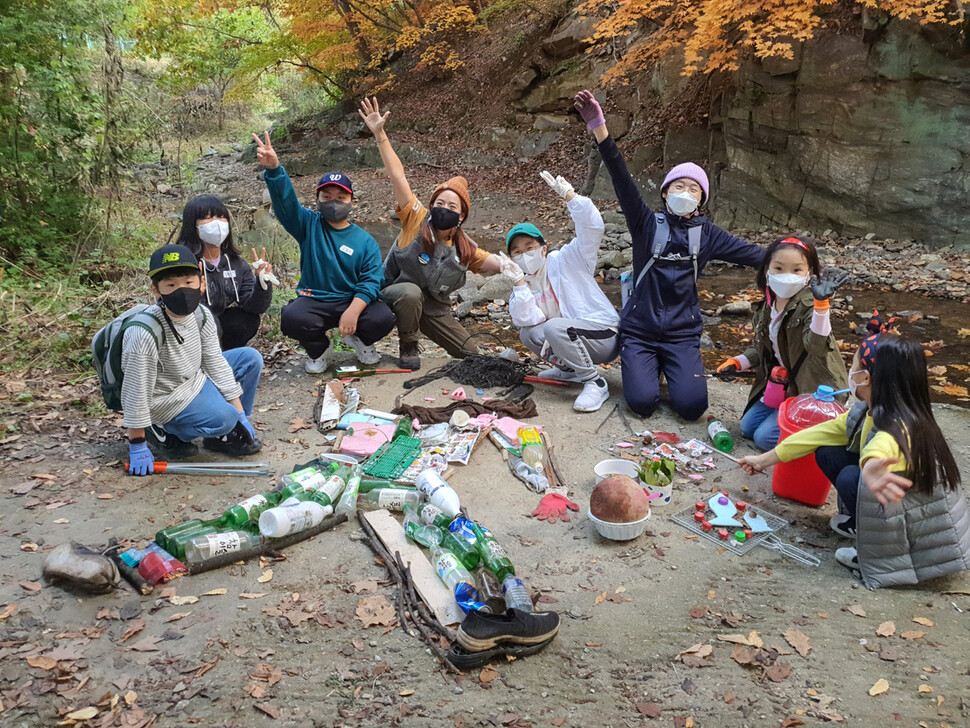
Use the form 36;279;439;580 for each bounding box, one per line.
590;475;650;523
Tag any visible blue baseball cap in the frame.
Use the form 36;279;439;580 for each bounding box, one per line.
506;222;544;251
316;172;353;196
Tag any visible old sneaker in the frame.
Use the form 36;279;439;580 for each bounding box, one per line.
203;421;262;456
399;340;421;370
456;608;560;652
829;514;857;539
447;635;557;669
305;352;329;374
835;547;859;570
145;424;198;457
342;334;381;366
573;377;609;412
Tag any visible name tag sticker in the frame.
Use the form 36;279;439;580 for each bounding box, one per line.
339;245;354;256
222;270;236;278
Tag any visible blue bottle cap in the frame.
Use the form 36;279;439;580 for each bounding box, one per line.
814;385;836;401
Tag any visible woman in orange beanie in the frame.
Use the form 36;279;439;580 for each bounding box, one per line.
360;97;502;370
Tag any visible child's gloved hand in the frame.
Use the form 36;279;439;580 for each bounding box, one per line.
810;268;849;306
251;247;280;290
539;171;574;200
531;493;579;523
574;90;606;130
128;441;155;476
716;357;742;379
497;253;525;285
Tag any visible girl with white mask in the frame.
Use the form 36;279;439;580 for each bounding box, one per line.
718;236;849;450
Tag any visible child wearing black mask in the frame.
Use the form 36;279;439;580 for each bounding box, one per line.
122;245;264;475
253;131;396;374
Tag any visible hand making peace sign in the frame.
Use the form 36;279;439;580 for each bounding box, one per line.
251;246;272;277
252;131;279;170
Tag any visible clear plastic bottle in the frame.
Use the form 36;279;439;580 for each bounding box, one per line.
517;426;546;470
402;504;444;548
415;470;461;517
357;488;423;511
502;574;533;612
258;501;333;538
707;416;734;453
184;530;263;566
333;469;362;516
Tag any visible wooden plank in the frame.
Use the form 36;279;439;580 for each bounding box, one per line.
362;509;464;626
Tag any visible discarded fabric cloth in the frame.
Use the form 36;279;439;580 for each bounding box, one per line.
392;398;537;425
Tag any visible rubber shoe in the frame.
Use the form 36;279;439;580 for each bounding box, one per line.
573;377;609;413
456;608;560;652
342;334;381;366
399;341;421;371
202;421;262;456
537;366;584;383
829;514;857;539
145;424;198;457
835;547;859;570
447;634;557;670
305;352;329;374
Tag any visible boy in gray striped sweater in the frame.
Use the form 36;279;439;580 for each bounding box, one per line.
123;244;263;476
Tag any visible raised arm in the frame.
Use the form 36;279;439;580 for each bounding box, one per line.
359;97;413;211
253;131;312;244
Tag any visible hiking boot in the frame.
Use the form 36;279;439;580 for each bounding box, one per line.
829;514;857;539
447;634;557;670
145;424;198;457
202;421;262;456
305;352;329;374
835;547;859;570
342;334;381;366
399;340;421;371
537;366;584;383
456;608;560;652
573;377;609;413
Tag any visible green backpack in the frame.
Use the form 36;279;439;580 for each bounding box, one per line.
91;304;206;412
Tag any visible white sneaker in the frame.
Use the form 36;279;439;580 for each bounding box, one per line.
835;547;859;570
342;334;381;366
573;377;609;412
829;514;857;539
305;352;329;374
538;366;585;383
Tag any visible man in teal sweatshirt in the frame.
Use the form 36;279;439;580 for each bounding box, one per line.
253;132;396;373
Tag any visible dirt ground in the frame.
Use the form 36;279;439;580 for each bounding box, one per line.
2;346;970;728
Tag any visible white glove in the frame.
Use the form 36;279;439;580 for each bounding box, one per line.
253;259;280;290
498;252;525;284
540;171;574;200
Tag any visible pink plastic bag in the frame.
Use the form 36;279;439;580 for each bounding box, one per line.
338;424;397;457
493;417;541;444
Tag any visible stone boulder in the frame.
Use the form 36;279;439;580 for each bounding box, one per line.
541;15;597;58
478;275;515;302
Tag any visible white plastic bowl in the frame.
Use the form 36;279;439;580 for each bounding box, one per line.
587;508;651;541
593;458;640;481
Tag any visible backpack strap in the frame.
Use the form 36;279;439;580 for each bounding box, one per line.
687;225;702;283
632;213;670;292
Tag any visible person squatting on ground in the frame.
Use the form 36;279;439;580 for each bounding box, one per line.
178;195;277;351
359;97;504;371
123;245;263;476
574;90;766;421
718;236;849;450
253;132;396;374
499;171;620;413
739;329;970;589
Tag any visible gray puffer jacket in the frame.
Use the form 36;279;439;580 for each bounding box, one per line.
855;426;970;589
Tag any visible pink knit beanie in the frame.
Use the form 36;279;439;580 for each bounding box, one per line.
661;163;710;204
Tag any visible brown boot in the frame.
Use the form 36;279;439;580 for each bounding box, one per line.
399;340;421;371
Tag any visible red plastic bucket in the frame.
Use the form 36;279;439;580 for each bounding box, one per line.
772;388;847;506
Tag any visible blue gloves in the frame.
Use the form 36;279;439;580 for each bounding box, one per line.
128;441;155;476
238;412;256;440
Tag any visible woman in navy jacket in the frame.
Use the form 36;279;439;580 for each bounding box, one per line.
575;91;765;420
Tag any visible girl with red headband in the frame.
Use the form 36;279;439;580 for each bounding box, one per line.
717;236;849;450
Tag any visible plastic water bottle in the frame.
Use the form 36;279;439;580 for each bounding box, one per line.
430;546;484;613
415;470;461;517
517;426;546;470
357;488;422;511
707;416;734;453
502;574;533;612
259;501;333;537
469;521;514;581
334;469;361;516
418;502;454;529
402;504;444;548
184;530;263;566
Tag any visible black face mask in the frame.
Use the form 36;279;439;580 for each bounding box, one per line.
430;206;461;231
159;286;202;317
318;200;352;223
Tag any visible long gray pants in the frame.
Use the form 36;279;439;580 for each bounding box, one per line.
519;318;620;382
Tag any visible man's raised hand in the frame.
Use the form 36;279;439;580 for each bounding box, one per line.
252;131;279;169
358;97;390;136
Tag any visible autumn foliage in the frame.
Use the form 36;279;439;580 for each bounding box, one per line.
581;0;963;81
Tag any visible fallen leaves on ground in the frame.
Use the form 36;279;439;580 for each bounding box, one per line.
350;577;380;594
170;595;198;606
255;702;281;719
901;631;926;640
202;588;227;596
782;629;811;657
355;595;396;628
843;604;866;617
876;621;896;637
764;662;792;682
676;643;713;667
26;655;57;670
636;703;661;718
66;706;99;720
717;631;762;647
479;665;499;684
288;418;311;433
869;678;889;696
257;569;274;584
119;619;146;644
912;617;934;627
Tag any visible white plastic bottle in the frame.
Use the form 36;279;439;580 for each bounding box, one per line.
415;470;461;518
502;574;533;612
259;501;333;538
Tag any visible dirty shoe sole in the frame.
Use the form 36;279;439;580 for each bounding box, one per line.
447;635;557;670
456;609;560;652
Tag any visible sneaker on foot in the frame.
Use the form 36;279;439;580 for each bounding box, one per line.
305;352;329;374
573;377;609;412
145;424;198;457
342;334;381;366
399;340;421;371
537;366;584;383
203;421;262;456
835;546;859;570
456;608;560;652
829;514;857;539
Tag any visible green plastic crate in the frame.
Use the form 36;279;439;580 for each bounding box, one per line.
362;436;423;479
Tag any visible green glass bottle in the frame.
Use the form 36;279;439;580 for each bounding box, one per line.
417;502;454;529
220;491;282;529
279;463;335;501
441;529;480;570
393;417;414;440
469;522;514;581
358;477;415;493
309;465;351;507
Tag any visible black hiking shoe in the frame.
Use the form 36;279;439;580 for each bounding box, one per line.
399;340;421;371
447;635;557;670
202;421;262;456
145;424;199;457
456;608;560;652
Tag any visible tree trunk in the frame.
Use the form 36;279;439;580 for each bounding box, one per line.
332;0;371;61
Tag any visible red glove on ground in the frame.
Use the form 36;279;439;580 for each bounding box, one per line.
532;493;580;524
